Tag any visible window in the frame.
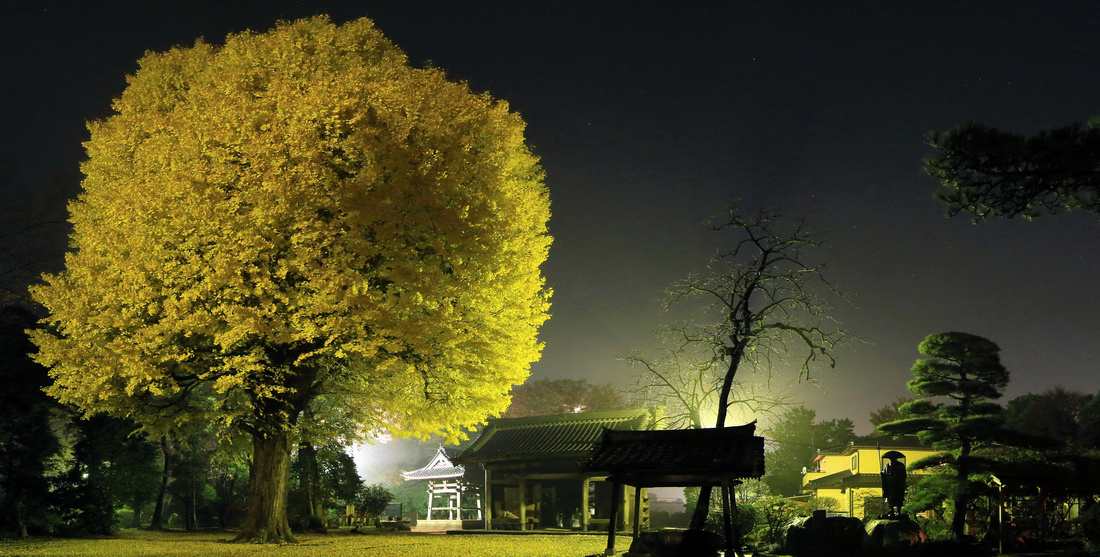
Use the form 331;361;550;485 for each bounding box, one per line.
851;453;858;472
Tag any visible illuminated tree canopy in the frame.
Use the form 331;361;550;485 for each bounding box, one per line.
30;16;551;542
925;120;1100;221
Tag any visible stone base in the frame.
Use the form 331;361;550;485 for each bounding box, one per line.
412;519;462;532
865;517;927;549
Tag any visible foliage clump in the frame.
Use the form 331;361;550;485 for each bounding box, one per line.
502;378;625;418
926;119;1100;221
684;478;829;549
355;483;395;518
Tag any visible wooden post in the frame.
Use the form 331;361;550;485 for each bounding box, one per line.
455;483;462;521
720;481;734;557
427;480;436;520
519;479;527;531
605;479;622;556
997;479;1003;555
484;469;493;530
632;485;642;539
729;481;745;557
582;478;590;532
1039;486;1046;549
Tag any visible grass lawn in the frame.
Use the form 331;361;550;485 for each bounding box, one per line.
0;528;636;557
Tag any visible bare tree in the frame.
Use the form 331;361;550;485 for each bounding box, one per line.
622;329;791;431
632;201;852;530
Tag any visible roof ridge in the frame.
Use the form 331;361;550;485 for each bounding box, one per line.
454;408;657;465
485;408;653;427
816;435;927;454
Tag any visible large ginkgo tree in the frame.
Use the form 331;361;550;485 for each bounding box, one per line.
30;16;551;543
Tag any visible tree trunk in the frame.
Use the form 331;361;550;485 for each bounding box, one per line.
298;442;324;522
184;465;197;531
16;501;28;539
131;493;145;528
691;487;714;530
951;437;973;540
233;431;297;543
217;472;237;528
149;436;171;530
689;342;746;531
951;489;970;540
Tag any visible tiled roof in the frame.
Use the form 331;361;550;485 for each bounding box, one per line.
804;469;885;490
402;446;466;481
580;423;765;480
402;465;465;480
817;435;926;455
453;408;656;464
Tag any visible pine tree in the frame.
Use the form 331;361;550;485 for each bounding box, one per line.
878;332;1008;539
926;119;1100;221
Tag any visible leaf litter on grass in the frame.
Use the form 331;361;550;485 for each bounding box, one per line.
0;529;631;557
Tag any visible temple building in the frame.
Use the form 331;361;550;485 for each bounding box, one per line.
453;408;659;531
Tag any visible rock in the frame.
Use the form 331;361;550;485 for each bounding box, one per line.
864;517;927;550
782;510;866;556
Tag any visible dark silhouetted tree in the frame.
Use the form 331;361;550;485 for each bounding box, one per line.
355;483;395;517
502;378;626;418
290;443;360;529
0;306;61;537
623;330;791;430
926;119;1100;221
1077;390;1100;451
869;397;916;434
1004;386;1091;449
878;332;1009;540
763;406;856;497
71;416;161;529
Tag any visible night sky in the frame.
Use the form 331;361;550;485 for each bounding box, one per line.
4;1;1100;438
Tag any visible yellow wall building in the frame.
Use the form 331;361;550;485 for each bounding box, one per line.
800;437;942;519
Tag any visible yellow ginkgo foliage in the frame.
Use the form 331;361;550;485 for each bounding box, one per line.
30;16;550;543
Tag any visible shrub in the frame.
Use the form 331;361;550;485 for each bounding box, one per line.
915;515;952;542
47;472;118;536
1074;504;1100;551
356;483;395;518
